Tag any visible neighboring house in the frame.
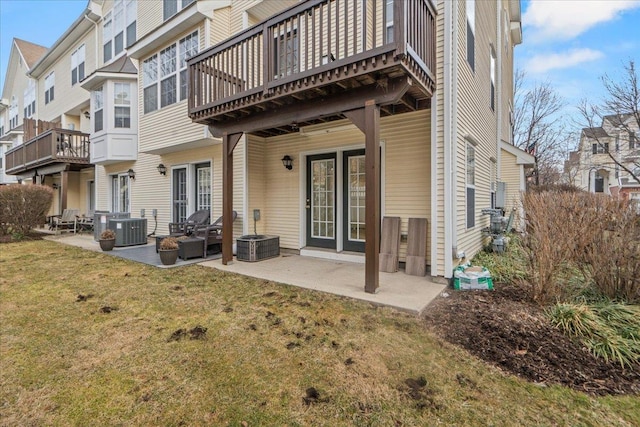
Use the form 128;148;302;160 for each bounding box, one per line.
499;141;535;229
1;4;100;217
2;0;525;289
0;39;48;185
573;114;640;206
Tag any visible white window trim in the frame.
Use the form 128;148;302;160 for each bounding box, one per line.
103;0;136;64
111;173;131;213
45;71;55;105
23;80;36;118
9;96;18;129
114;82;131;128
164;0;195;21
93;86;104;133
466;143;476;229
143;30;198;114
71;44;86;86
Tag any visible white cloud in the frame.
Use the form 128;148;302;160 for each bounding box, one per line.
523;0;640;42
524;48;604;74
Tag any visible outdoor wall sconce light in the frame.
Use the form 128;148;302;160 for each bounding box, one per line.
127;168;136;180
281;155;293;170
83;111;91;119
157;163;167;175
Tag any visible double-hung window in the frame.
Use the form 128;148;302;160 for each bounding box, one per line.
179;32;198;100
143;55;158;113
9;96;18;129
385;0;394;44
45;72;55;104
103;0;136;63
143;31;198;114
114;83;131;128
466;144;476;228
160;44;177;107
93;86;104;132
111;174;130;213
490;46;496;111
592;142;609;154
466;0;475;71
71;44;85;85
629;131;639;149
163;0;195;21
23;80;36;118
273;29;298;78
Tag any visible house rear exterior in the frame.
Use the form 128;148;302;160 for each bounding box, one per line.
1;0;524;290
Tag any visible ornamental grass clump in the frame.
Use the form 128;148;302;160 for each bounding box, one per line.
100;229;115;240
548;302;640;369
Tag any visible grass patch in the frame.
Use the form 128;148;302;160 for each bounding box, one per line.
471;235;527;284
1;240;638;426
548;302;640;368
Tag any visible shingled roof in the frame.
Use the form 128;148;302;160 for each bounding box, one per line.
14;38;48;69
582;127;609;139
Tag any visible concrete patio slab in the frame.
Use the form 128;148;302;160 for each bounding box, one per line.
200;254;446;314
47;234;447;314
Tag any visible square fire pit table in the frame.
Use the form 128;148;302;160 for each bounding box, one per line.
178;237;205;260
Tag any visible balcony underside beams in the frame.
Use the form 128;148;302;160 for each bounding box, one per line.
207;76;412;138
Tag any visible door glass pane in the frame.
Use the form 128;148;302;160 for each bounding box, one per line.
348;156;365;241
196;164;211;212
173;168;187;222
119;175;129;213
311;159;335;239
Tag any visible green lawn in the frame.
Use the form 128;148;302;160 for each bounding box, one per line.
1;240;638;426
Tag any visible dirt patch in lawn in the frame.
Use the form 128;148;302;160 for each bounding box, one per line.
423;282;640;396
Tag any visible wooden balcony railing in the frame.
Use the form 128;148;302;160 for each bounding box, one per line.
5;129;90;175
188;0;436;126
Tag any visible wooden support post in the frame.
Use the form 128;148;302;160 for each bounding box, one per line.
222;132;243;265
344;101;380;293
61;170;69;212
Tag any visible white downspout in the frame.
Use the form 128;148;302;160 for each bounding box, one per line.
443;0;458;278
496;5;503;180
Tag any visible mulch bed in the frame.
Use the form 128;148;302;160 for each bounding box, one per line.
423;282;640;396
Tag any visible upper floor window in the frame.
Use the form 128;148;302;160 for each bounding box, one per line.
273;29;298;78
71;44;86;85
490;46;496;111
94;86;104;132
592;142;609;154
466;0;475;71
143;31;198;114
164;0;195;21
23;80;36;118
114;83;131;128
103;0;136;63
385;0;394;44
45;72;55;104
629;131;639;149
9;96;18;129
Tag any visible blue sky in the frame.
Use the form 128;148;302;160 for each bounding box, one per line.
1;0;639;121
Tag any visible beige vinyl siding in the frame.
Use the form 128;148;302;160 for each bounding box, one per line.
5;54;32;131
38;29;96;124
433;0;446;277
137;0;164;41
455;0;498;262
210;6;231;45
138;24;207;154
247;135;267;235
500;149;522;211
247;111;431;263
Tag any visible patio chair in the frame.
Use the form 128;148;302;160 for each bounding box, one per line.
192;210;238;257
51;208;80;234
168;209;210;236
